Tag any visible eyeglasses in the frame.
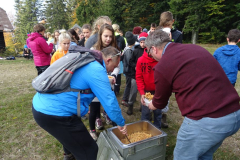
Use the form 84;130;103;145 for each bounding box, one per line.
111;51;121;58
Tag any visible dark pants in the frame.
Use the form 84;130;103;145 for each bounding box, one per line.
122;76;131;101
114;74;122;94
32;106;98;160
36;65;50;75
141;104;162;129
89;102;101;130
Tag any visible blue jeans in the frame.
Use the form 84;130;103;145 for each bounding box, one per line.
174;109;240;160
141;104;162;129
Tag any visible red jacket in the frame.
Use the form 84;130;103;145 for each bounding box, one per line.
136;50;158;95
29;32;53;66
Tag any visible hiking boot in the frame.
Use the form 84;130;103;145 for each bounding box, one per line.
121;100;128;107
161;113;168;128
101;111;112;125
127;104;133;115
95;118;103;130
63;153;76;160
89;130;98;141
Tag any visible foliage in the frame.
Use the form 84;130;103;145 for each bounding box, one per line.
14;0;38;46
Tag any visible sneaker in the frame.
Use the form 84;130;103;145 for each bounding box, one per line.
121;100;128;107
63;153;76;160
89;130;98;141
95;118;103;130
101;111;112;125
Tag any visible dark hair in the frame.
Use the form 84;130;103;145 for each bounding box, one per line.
151;23;157;28
227;29;240;43
159;11;174;27
82;24;92;31
67;29;79;44
33;24;45;33
93;24;119;51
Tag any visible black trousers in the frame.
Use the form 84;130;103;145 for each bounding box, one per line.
32;107;98;160
89;102;101;130
122;76;131;101
36;65;50;75
114;74;122;94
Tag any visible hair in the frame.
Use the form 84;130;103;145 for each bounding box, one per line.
227;29;240;43
91;16;112;35
133;26;142;35
82;24;92;31
151;23;157;28
93;24;119;51
101;46;120;61
33;24;45;33
67;29;79;44
59;30;71;43
54;30;60;44
47;32;51;38
112;24;120;32
159;11;174;27
145;29;171;49
73;26;81;32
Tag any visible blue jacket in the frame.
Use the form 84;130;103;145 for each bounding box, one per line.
213;45;240;84
32;60;125;126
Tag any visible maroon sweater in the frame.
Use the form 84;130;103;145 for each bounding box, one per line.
153;43;240;120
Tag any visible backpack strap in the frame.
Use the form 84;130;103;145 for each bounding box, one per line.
71;88;93;118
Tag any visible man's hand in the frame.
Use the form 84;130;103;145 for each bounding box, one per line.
117;125;127;135
148;101;157;110
141;95;146;105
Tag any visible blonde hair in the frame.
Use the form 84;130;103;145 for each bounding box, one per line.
91;16;112;35
112;24;120;32
159;11;174;27
59;30;71;43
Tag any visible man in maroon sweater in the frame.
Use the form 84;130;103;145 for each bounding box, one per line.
146;29;240;160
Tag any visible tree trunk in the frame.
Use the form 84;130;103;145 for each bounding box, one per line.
191;29;198;44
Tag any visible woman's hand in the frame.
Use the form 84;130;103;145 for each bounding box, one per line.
117;125;127;135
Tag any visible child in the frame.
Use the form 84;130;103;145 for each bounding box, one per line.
160;11;182;43
213;29;240;86
89;24;120;141
148;23;157;34
131;32;148;112
85;16;112;49
79;24;92;47
122;31;136;115
50;30;71;65
136;47;163;129
67;29;79;46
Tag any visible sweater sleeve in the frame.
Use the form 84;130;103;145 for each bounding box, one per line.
39;38;53;54
136;59;145;95
152;70;172;109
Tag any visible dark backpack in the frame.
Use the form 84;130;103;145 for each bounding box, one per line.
32;46;102;117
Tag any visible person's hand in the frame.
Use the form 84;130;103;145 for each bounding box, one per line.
117;125;127;135
141;95;146;105
148;101;157;110
112;76;116;84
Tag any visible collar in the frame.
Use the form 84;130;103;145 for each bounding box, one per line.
162;42;172;56
102;60;106;69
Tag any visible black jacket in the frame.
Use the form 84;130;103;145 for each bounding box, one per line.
129;45;145;79
171;27;183;43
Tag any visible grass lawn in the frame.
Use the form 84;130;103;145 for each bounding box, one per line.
0;43;240;160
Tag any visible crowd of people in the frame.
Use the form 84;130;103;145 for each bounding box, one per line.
26;10;240;160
